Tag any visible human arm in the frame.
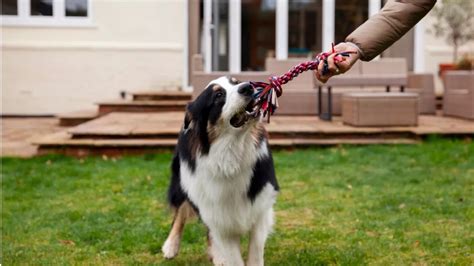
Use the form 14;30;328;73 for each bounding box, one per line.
315;0;437;82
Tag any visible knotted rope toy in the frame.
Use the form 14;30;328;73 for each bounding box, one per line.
248;43;356;122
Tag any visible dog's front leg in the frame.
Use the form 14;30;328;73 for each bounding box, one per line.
247;208;274;266
162;201;195;259
210;231;243;266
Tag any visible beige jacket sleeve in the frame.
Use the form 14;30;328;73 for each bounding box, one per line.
346;0;437;61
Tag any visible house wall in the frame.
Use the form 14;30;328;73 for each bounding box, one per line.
422;13;474;95
1;0;185;115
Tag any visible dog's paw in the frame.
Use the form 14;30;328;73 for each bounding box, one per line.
246;260;264;266
212;257;226;266
211;251;226;266
162;238;179;259
208;248;225;265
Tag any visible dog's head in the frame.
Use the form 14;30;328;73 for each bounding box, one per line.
184;76;257;133
179;76;265;171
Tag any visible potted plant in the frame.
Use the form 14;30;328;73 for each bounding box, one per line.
431;0;474;77
454;54;473;70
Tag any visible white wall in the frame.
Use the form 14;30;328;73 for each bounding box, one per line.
422;12;474;95
1;0;185;115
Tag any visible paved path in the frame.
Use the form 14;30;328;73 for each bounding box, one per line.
1;118;64;157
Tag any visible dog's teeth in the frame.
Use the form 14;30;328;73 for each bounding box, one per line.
246;110;258;117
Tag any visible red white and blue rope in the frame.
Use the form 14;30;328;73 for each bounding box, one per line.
250;43;356;122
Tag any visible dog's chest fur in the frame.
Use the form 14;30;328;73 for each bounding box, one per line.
180;131;277;235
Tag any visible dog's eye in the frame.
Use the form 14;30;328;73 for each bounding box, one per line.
216;92;224;98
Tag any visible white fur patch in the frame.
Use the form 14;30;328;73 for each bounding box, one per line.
162;237;180;259
180;131;277;235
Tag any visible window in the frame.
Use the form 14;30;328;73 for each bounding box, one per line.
335;0;368;43
241;0;276;71
30;0;53;16
1;0;91;26
65;0;88;17
2;0;18;15
288;0;322;56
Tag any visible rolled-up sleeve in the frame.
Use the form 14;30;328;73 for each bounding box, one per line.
346;0;437;61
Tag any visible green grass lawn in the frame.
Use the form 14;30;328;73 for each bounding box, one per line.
2;138;473;265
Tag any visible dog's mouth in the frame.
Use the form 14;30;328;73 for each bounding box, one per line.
230;100;256;128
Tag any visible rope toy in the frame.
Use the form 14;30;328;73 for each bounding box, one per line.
249;43;356;122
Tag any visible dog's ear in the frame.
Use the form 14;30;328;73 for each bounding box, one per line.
184;103;193;130
184;85;218;131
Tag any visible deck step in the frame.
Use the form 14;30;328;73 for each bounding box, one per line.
269;138;419;146
56;110;98;127
66;112;421;140
70;129;416;140
68;112;182;138
131;91;192;101
97;100;189;115
34;131;419;157
34;131;176;157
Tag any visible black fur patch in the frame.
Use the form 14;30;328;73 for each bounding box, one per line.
247;143;279;202
177;84;226;172
167;151;187;208
167;150;200;215
177;128;197;172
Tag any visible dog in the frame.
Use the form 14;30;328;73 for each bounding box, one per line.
161;76;279;266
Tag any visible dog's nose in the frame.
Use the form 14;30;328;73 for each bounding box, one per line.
238;83;253;96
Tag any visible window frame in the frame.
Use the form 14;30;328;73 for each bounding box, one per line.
1;0;93;27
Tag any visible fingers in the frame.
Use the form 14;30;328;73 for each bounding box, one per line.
315;54;342;83
334;42;360;68
315;42;360;83
316;60;328;83
327;53;338;74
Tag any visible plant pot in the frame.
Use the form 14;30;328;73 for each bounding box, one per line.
438;63;455;79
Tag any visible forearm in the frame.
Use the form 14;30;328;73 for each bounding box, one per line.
345;0;436;61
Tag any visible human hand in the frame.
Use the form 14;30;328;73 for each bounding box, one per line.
314;42;360;83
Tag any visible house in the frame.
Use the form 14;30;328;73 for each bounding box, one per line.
2;0;473;115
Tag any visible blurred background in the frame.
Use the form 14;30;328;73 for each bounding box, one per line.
1;0;473;115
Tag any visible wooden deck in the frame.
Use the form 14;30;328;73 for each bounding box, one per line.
33;112;473;157
67;112;474;137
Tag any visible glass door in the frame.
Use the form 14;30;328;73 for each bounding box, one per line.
288;0;323;57
202;0;230;72
241;0;276;71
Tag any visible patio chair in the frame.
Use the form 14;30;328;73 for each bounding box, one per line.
442;71;474;120
406;73;436;114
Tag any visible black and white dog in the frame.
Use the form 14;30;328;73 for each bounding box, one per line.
162;76;279;266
